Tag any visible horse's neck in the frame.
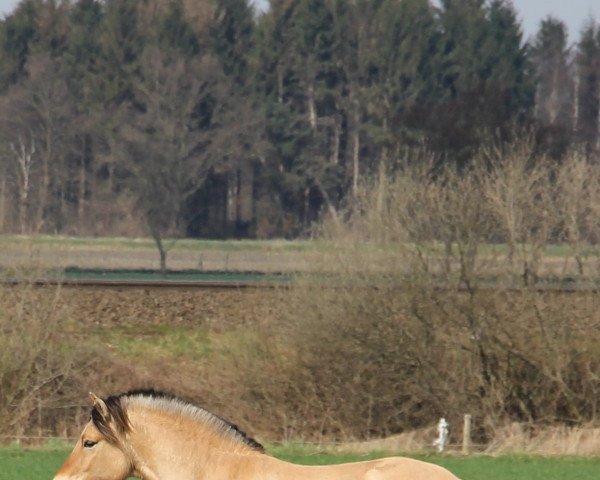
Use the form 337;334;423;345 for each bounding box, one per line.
126;407;261;480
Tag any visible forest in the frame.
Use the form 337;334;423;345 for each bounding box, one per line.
0;0;598;241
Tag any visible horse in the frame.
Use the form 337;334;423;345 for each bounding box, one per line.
53;389;461;480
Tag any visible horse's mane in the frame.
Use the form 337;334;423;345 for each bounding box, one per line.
91;389;264;453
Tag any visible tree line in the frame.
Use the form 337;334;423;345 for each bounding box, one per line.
0;0;598;241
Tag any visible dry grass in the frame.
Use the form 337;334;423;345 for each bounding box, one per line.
330;423;600;456
487;423;600;456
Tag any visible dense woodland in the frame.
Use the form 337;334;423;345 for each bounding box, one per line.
0;0;599;240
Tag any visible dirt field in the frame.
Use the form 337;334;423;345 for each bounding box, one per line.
55;284;282;328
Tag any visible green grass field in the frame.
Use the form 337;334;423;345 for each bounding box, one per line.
61;267;290;283
0;234;319;252
2;444;599;480
4;233;595;261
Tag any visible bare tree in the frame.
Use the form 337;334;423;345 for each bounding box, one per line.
482;141;554;284
9;135;36;233
0;54;78;234
555;150;600;277
120;47;250;274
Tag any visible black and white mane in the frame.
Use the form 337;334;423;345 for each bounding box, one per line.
91;389;264;452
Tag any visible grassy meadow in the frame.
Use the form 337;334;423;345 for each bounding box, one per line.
2;444;600;480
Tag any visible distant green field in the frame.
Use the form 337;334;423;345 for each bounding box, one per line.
61;267;289;283
0;234;320;252
2;444;600;480
1;233;592;258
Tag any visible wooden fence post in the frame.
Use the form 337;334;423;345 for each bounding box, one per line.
462;414;472;455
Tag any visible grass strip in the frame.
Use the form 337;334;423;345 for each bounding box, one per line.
3;444;598;480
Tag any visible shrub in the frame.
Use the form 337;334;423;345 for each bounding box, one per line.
0;278;104;441
214;146;600;442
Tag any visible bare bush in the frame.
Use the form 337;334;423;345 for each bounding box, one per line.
554;150;600;277
217;144;600;443
0;277;103;441
481;142;555;284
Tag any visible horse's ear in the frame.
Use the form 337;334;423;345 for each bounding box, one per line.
89;392;110;419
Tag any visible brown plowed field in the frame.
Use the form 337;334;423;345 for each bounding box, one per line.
54;284;282;328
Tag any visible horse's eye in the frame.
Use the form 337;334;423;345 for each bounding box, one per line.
83;440;98;449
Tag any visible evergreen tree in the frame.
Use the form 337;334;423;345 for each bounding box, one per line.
573;20;600;149
210;0;254;86
433;0;531;161
96;0;145;106
62;0;104;107
0;0;38;91
328;0;363;193
530;17;573;155
256;0;343;230
31;0;70;56
367;0;439;166
157;0;200;56
484;0;531;114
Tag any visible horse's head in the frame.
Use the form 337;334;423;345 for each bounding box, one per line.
53;393;133;480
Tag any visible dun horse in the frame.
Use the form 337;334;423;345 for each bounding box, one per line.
54;390;461;480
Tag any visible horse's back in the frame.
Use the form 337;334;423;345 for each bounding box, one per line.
272;454;461;480
364;456;460;480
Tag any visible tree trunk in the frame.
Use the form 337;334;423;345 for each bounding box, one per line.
330;115;340;165
317;182;341;230
352;121;360;196
549;67;560;124
152;232;168;278
11;137;35;234
78;140;87;233
307;82;317;130
159;248;167;278
277;68;284;104
376;152;387;215
238;162;254;224
573;69;580;135
0;176;5;232
35;133;52;234
19;189;28;234
596;77;600;150
227;168;239;225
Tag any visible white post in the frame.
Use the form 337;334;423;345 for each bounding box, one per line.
433;417;449;452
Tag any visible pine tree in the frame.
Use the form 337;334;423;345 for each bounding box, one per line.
210;0;254;87
0;0;38;91
62;0;104;107
530;17;573;155
573;20;600;149
433;0;531;161
329;0;363;193
256;0;343;230
96;0;145;106
484;0;532;122
157;0;200;56
368;0;439;161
